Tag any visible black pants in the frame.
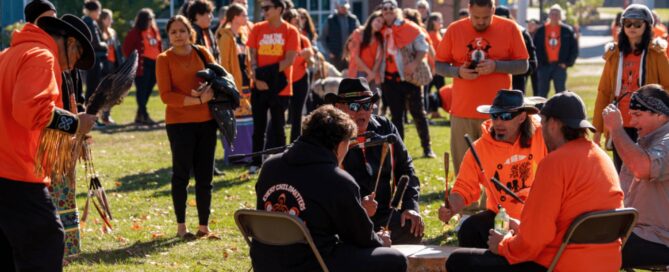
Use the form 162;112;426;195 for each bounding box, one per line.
0;178;64;271
85;56;104;100
372;210;423;244
458;210;496;248
166;120;217;225
425;75;445;112
622;232;669;268
289;75;309;143
382;77;431;150
251;90;289;166
612;127;638;173
446;248;546;272
135;58;157;116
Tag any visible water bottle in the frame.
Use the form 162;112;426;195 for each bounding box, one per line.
494;205;509;235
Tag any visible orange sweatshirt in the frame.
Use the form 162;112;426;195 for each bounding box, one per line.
156;45;216;124
498;138;624;272
0;24;63;183
452;118;547;218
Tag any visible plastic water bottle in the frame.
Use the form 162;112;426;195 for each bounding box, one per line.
494;205;509;235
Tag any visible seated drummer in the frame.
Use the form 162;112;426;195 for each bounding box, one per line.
446;91;625;271
438;89;547;248
602;84;669;268
253;105;407;272
326;78;424;244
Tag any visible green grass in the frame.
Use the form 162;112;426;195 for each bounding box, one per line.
65;64;604;271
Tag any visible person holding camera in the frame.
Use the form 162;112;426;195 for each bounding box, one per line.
157;15;220;240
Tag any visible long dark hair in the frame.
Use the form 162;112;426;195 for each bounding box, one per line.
134;8;155;31
618;20;652;55
224;3;245;27
489;113;536;148
426;12;442;32
361;11;383;50
298;8;318;41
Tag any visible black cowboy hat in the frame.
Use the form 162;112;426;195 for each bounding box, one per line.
37;15;95;70
324;77;380;104
476;89;544;115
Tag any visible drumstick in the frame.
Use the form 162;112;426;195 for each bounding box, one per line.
372;143;389;198
464;134;525;205
443;151;451;209
384;175;410;231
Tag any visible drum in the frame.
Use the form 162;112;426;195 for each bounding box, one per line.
391;245;459;272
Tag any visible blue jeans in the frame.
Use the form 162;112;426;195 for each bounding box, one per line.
536;63;567;98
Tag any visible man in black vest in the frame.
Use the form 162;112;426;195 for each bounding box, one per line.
319;0;360;71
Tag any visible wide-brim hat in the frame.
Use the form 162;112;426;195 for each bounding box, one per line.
37;15;95;70
324;77;380;104
477;89;544;115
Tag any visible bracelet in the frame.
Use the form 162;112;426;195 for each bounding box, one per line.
199;97;203;104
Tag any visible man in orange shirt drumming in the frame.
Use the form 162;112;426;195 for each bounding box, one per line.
0;16;97;270
435;0;529;177
446;91;624;272
438;90;547;249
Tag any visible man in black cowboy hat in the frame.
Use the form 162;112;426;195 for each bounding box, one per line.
326;78;424;244
0;14;96;270
438;89;547;249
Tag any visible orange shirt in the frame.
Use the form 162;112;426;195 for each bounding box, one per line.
439;84;453;112
0;24;63;184
247;21;300;96
156;45;216;124
107;43;116;63
142;28;161;60
619;53;642;126
348;28;380;77
452;118;547;218
545;23;561;63
436;16;529;119
292;34;310;82
654;24;668;39
498;138;624;272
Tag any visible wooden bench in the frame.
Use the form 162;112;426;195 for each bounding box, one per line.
392;244;459;272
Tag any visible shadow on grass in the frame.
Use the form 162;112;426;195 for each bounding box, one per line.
71;237;183;265
94;121;166;135
146;165;254;197
420;191;447;205
113;167;173;193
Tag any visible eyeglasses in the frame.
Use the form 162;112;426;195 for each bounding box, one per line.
490;111;521;121
382;4;395;11
623;21;644;28
261;5;274;11
346;101;373;112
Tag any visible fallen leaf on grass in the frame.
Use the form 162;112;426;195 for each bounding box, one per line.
131;222;142;230
151;231;164;239
188;199;197;207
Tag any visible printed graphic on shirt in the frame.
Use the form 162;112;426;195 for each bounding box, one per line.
466;37;491;62
262;183;306;216
548;31;560;48
492;153;536;203
258;33;285;56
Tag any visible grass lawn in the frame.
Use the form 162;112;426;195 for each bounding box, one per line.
65;63;605;271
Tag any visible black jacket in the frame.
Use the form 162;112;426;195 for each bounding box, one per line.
61;70;85;113
253;136;383;271
82;16;108;58
513;28;538;92
321;13;359;58
533;23;578;67
193;24;219;62
341;115;420;230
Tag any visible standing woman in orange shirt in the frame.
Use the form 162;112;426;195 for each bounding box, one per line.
157;15;219;240
218;4;254;164
122;8;162;125
348;11;384;91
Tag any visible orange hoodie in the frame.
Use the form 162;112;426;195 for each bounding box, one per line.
0;23;63;184
498;138;624;272
452;118;547;218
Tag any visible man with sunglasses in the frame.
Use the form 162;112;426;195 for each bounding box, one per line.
438;90;547;249
326;78;425;244
533;4;578;98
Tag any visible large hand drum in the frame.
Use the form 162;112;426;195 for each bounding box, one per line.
392;245;459;272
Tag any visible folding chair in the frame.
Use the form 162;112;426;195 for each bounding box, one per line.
547;208;638;272
234;209;329;272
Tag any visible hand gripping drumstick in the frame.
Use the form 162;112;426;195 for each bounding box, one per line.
464;134;525;204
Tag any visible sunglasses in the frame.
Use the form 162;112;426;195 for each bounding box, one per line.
490;111;521;121
346;101;373;112
623;21;644;28
261;5;274;11
382;5;395;11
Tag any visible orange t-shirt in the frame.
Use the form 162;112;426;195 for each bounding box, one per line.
498;138;624;272
545;23;561;63
436;16;529;119
439;84;453;112
292;34;310;82
107;43;116;63
384;25;399;74
654;24;668;39
142;28;161;60
348;28;380;77
619;53;642;127
156;45;216;124
247;21;300;96
452;118;547;218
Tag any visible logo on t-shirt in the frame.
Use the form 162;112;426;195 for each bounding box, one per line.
492;153;535;203
262;183;306;216
549;31;559;47
466;37;491;62
258;33;285;56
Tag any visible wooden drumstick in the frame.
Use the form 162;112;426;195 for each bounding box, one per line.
444;151;451;209
372;142;389;199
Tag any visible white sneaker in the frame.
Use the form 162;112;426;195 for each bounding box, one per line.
248;166;260;174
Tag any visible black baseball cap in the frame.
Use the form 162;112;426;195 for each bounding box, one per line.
540;91;595;132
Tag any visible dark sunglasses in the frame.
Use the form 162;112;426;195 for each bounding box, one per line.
261;5;274;11
623;21;644;28
346;101;373;112
490;111;521;121
382;4;395;11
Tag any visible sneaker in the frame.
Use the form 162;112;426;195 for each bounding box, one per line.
423;149;437;158
248;165;260;174
143;113;157;126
